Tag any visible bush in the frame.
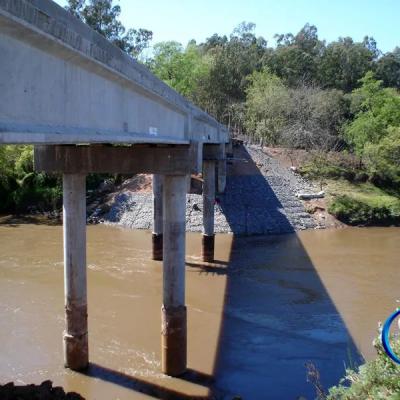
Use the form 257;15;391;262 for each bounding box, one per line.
245;68;290;144
244;68;348;148
328;195;399;225
0;145;62;213
344;72;400;156
298;152;360;182
327;332;400;399
364;127;400;189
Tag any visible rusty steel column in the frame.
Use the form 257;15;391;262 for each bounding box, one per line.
161;174;187;376
62;173;88;371
202;160;215;262
152;174;163;261
217;143;226;194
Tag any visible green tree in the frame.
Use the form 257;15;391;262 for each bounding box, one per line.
200;22;267;121
65;0;152;57
266;24;324;86
317;37;378;92
364;127;400;186
344;72;400;155
149;41;211;102
376;47;400;89
245;68;290;144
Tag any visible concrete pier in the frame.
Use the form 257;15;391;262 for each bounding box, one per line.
161;175;187;376
152;174;163;261
202;160;215;262
217;144;227;194
62;173;88;371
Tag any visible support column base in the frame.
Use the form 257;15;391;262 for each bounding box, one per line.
202;234;215;263
152;233;163;261
161;305;187;376
63;332;88;371
64;304;88;371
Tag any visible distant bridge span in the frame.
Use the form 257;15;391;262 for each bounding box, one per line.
0;0;229;377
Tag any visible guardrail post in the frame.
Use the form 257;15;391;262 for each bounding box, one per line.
202;160;215;262
62;173;88;370
152;174;164;261
161;174;187;376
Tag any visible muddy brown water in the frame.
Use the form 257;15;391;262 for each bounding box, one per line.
0;224;399;399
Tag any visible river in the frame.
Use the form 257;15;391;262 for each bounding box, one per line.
0;224;399;399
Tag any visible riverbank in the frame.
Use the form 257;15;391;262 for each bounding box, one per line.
4;143;397;232
94;144;335;234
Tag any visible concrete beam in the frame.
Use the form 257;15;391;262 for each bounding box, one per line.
152;174;163;261
202;160;215;262
62;173;88;370
161;175;187;376
34;144;200;175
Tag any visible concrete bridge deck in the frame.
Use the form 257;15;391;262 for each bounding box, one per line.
0;0;228;145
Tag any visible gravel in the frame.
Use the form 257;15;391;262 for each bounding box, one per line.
100;145;323;235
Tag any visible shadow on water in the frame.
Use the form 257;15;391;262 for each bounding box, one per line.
205;145;363;399
84;364;214;400
73;145;362;399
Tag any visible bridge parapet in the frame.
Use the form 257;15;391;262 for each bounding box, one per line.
0;0;228;145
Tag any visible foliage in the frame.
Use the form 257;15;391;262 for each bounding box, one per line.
149;41;211;102
344;72;400;156
200;22;268;121
282;86;347;149
327;333;400;399
328;195;397;225
244;69;348;147
376;47;400;89
299;156;358;182
364;127;400;187
0;146;62;213
266;24;323;87
317;37;378;92
65;0;152;57
244;69;290;144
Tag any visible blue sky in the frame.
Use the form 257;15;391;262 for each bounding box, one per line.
53;0;399;53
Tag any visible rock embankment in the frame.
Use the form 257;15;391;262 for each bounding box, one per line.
0;381;84;399
95;144;324;235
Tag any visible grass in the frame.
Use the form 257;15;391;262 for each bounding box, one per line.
326;179;400;210
325;180;400;225
299;155;400;226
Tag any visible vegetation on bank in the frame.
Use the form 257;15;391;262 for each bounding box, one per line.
325;334;400;399
1;0;399;227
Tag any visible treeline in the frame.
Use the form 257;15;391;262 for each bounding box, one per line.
148;22;399;130
148;23;400;192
